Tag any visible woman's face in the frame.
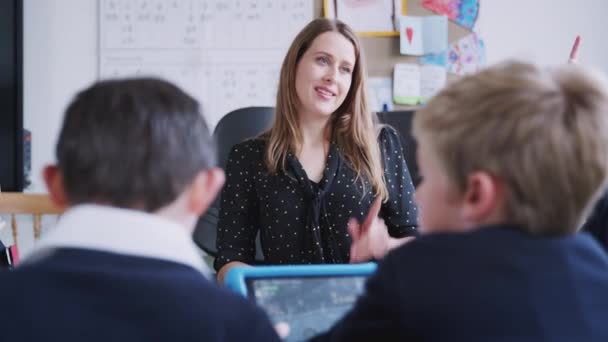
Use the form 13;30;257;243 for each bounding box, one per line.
294;31;356;120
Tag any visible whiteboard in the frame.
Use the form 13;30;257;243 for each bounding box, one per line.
99;0;313;128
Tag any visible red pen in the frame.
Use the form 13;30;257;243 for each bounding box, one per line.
569;35;581;62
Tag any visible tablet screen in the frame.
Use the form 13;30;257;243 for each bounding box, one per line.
246;275;367;341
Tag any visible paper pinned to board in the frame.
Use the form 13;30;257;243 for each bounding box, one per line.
324;0;406;36
399;15;448;56
393;63;446;105
368;77;394;112
421;0;479;30
419;32;486;75
393;64;421;105
420;64;447;100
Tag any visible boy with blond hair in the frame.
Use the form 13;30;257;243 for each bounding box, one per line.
313;61;608;341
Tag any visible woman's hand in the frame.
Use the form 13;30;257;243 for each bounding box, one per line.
348;197;414;263
348;216;389;263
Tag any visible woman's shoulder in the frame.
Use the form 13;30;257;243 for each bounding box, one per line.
377;124;401;146
225;137;268;170
230;136;267;155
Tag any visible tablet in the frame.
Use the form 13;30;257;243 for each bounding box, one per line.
224;263;377;341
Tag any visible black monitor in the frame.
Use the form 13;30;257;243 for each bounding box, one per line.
0;0;23;192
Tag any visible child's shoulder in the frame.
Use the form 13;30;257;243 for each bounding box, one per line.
389;225;606;264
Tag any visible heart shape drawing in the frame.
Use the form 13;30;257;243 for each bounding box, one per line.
405;27;414;44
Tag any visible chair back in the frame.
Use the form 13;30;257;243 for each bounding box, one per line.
376;110;420;187
0;192;63;265
193;107;274;260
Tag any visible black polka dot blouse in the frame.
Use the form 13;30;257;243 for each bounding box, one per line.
214;126;418;270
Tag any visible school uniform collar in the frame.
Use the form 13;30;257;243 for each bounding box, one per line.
24;204;211;277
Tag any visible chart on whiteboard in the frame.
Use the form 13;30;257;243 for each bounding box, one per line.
99;0;313;128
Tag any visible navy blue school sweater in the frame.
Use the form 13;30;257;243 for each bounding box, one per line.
313;225;608;342
0;248;280;341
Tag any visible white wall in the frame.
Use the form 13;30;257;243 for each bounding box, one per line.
24;0;98;192
478;0;608;73
0;0;97;254
24;0;608;193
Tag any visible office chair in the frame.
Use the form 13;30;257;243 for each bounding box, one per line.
376;110;420;187
193;106;274;262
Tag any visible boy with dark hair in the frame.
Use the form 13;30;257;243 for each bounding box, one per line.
313;61;608;341
0;78;280;341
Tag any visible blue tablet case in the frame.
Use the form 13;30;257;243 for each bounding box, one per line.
224;263;377;341
224;262;377;296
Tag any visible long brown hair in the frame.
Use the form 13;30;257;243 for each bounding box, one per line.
264;18;388;200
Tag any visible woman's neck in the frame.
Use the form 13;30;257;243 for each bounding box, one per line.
296;114;331;182
298;114;331;147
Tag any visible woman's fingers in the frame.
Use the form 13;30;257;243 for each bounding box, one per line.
361;197;382;233
348;218;361;240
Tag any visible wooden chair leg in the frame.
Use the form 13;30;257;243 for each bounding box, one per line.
34;214;41;240
10;213;17;247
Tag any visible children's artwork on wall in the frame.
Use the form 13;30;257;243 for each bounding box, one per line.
399;15;448;56
420;0;479;30
393;63;446;105
419;32;485;76
368;77;394;112
324;0;406;36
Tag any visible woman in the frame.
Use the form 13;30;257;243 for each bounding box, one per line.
215;18;418;281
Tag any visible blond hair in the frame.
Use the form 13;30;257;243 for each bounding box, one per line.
264;18;387;200
414;60;608;235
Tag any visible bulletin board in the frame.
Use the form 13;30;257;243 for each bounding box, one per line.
313;0;480;109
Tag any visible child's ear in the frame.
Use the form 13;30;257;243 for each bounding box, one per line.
43;165;69;210
461;171;505;224
188;168;226;216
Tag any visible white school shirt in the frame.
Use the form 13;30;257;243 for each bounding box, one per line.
23;204;211;277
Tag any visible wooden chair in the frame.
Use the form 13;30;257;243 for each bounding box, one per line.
0;192;63;263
